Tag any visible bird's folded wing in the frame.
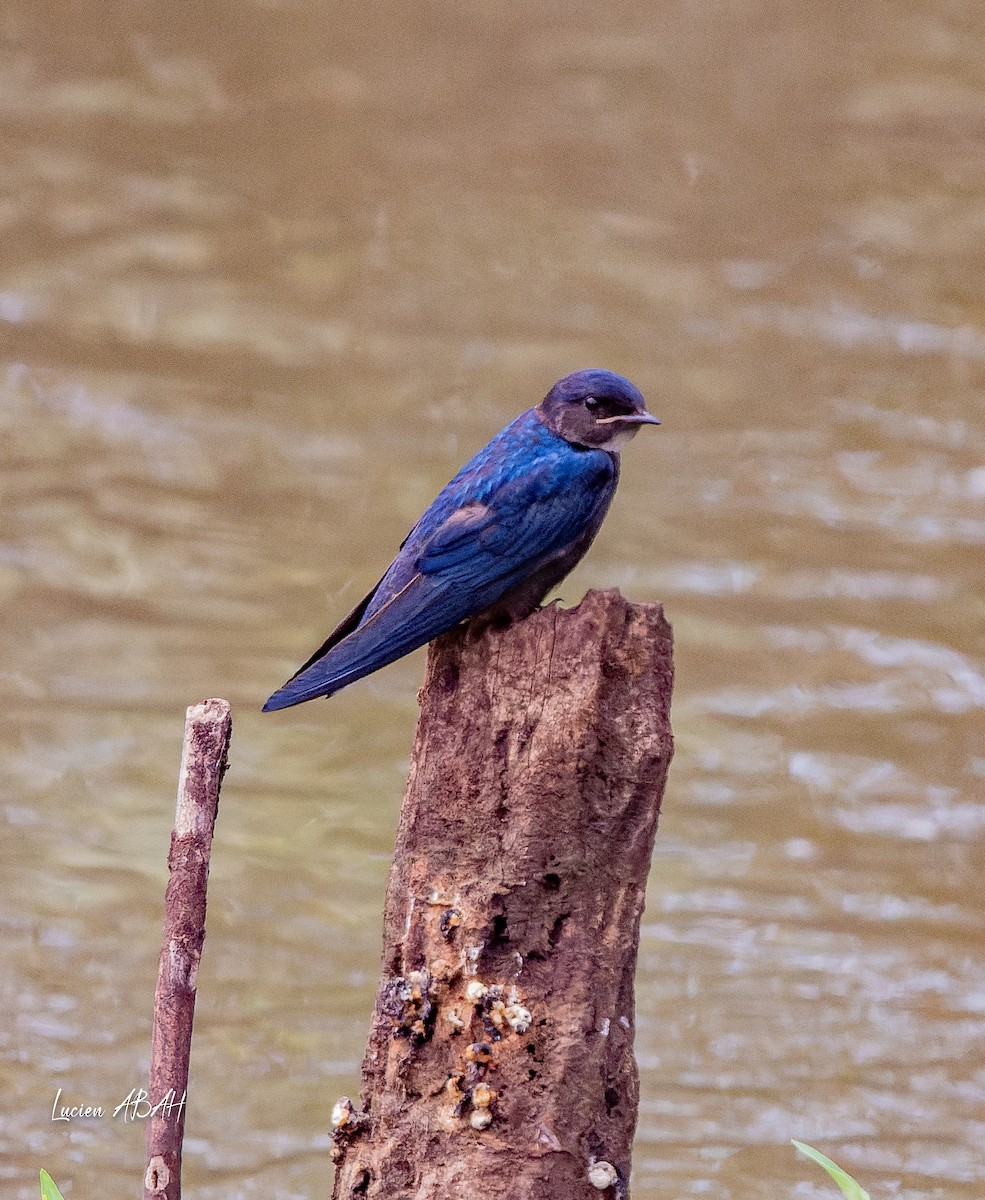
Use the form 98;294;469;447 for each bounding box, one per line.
416;457;613;578
263;455;613;709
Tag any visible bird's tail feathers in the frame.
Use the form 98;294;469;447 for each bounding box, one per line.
262;575;460;710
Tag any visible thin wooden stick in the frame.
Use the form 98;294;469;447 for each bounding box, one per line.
144;699;231;1200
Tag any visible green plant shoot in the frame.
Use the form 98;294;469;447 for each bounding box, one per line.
40;1171;66;1200
792;1140;871;1200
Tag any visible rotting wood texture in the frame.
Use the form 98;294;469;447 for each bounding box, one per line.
331;589;674;1200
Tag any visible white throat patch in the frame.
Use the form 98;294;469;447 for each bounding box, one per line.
598;425;641;452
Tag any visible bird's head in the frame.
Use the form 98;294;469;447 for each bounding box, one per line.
537;369;660;451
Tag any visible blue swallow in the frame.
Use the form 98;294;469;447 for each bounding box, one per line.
262;369;659;711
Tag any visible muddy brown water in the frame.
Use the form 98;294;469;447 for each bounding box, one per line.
2;3;983;1197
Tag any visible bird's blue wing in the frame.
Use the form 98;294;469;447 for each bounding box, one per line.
262;447;615;710
415;461;611;577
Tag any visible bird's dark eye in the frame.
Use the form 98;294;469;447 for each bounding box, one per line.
584;396;600;411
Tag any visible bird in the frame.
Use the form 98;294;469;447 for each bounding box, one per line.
262;369;659;711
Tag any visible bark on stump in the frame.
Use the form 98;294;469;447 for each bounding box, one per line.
331;589;674;1200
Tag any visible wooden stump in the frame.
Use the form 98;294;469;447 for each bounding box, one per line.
331;589;674;1199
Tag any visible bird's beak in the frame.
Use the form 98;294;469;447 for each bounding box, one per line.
597;412;661;427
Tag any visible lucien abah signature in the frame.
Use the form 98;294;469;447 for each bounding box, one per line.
51;1087;186;1123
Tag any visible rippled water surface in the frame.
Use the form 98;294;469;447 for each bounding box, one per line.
2;3;984;1197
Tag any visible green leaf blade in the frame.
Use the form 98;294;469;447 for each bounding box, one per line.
40;1171;67;1200
792;1140;871;1200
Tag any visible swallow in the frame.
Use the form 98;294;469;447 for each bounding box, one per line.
263;369;659;711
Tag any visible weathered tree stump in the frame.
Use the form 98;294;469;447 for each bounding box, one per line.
331;589;674;1199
